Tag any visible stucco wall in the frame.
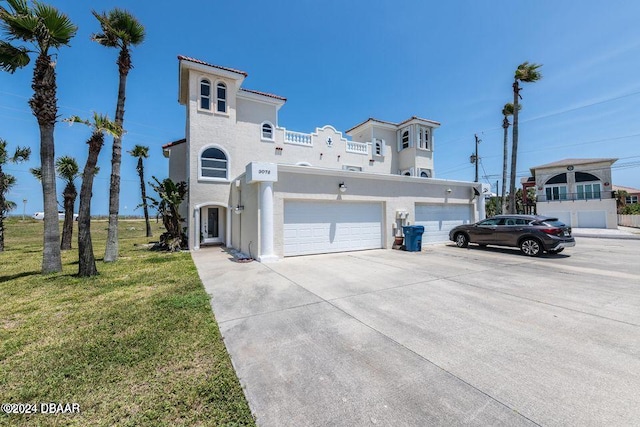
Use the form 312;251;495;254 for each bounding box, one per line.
537;198;618;229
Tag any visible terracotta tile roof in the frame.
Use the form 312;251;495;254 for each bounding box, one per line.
532;158;618;169
178;55;248;77
162;138;186;149
240;88;287;101
613;184;640;193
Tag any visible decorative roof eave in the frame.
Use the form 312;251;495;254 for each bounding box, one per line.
178;55;248;77
530;158;618;175
346;116;441;135
237;88;287;110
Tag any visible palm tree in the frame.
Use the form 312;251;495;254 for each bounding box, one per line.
92;8;145;262
509;62;542;213
128;145;152;237
66;114;121;277
55;156;79;250
501;103;519;214
0;138;30;251
147;177;188;251
0;0;77;273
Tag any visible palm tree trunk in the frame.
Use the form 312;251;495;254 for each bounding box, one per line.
104;63;129;262
137;158;152;237
78;134;103;277
501;118;509;215
509;80;520;214
60;184;76;250
31;54;62;273
0;164;5;252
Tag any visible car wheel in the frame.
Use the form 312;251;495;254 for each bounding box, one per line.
548;248;564;254
454;233;469;248
520;238;542;257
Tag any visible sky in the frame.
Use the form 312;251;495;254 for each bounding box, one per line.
2;0;640;216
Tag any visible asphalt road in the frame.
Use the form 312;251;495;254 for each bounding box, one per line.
193;237;640;426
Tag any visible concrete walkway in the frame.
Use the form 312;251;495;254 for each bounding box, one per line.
192;237;640;426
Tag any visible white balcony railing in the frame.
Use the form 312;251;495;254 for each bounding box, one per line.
284;130;312;146
346;141;368;155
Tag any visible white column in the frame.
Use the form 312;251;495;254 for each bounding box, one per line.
193;207;200;250
226;207;232;248
258;181;278;262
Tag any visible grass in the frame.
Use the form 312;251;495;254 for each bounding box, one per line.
0;218;255;426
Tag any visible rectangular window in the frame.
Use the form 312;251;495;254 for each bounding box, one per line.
577;183;601;200
546;186;567;201
626;195;638;204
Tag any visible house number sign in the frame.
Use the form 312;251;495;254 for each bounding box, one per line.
246;162;278;183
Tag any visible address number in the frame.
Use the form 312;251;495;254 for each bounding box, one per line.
258;169;271;174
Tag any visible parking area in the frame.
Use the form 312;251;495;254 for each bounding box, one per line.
193;237;640;426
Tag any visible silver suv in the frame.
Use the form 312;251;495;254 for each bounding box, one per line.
449;215;575;256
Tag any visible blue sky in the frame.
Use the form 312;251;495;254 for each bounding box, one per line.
2;0;640;215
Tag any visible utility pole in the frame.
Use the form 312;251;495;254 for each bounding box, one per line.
22;198;27;221
470;134;480;182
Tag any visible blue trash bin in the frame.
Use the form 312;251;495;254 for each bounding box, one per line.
402;225;425;252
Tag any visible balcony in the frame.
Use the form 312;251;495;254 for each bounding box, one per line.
284;130;312;146
536;192;614;202
346;141;368;155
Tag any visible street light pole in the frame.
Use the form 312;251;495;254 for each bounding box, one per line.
22;199;27;221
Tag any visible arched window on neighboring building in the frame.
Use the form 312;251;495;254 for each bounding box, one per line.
216;82;227;113
575;172;601;200
200;147;228;179
544;173;568;201
200;79;211;110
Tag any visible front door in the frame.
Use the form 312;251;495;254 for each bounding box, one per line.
201;207;223;244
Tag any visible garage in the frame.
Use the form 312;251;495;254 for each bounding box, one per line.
284;201;383;256
577;211;607;228
415;204;473;244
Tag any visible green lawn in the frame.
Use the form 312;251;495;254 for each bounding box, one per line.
0;218;254;426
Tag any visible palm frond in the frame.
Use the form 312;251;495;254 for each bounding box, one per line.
2;172;17;191
502;102;521;117
91;8;145;48
3;199;17;212
29;166;41;181
32;2;77;48
55;155;79;182
515;61;543;82
128;144;149;158
12;145;30;162
0;42;31;73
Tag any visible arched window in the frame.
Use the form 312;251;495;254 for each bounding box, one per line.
216;82;227;113
261;122;273;140
200;147;228;179
200;79;211;110
544;173;568;201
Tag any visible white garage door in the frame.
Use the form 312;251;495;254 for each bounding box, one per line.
545;211;572;226
284;201;383;256
415;204;473;244
577;211;607;228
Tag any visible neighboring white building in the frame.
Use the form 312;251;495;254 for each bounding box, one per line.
163;55;485;261
529;158;618;229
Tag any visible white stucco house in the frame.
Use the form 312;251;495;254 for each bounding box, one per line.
163;55;487;261
527;158;618;229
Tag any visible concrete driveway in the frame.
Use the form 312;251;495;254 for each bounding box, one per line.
192;237;640;426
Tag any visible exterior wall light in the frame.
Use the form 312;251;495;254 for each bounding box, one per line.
235;205;244;214
446;188;452;194
339;182;347;193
